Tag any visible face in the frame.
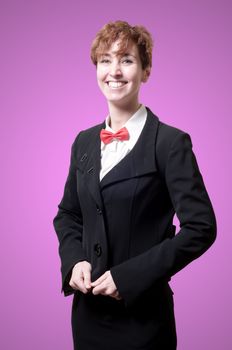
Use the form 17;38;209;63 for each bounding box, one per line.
96;40;150;108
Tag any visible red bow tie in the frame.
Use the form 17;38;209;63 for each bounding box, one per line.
100;127;129;144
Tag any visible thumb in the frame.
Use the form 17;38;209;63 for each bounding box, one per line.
83;269;92;289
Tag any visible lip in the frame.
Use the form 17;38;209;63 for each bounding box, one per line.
106;81;128;83
106;81;128;89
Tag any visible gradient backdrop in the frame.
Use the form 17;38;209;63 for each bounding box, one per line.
1;0;231;349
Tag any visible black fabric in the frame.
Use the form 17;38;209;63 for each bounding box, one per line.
71;287;177;350
53;107;217;349
71;121;177;349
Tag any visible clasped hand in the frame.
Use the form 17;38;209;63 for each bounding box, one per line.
69;261;122;300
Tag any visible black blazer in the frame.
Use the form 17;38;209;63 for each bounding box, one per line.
53;106;217;308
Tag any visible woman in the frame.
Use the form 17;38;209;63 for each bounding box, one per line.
53;20;217;350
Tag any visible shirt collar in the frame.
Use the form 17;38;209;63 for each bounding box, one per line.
101;104;147;150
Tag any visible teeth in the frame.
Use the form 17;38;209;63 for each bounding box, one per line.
107;81;127;88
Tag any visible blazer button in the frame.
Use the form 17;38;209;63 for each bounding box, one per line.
96;206;102;215
80;153;88;162
94;243;102;257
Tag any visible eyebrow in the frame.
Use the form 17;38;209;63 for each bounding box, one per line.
101;53;136;58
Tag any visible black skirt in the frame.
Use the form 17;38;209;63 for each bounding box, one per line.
71;286;177;350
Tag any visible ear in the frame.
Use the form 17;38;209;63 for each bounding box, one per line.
142;67;151;83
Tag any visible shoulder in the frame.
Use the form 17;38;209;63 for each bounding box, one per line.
146;106;192;151
157;120;192;150
146;107;193;175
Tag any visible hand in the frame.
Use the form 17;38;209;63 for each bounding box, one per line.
69;260;92;294
91;270;122;300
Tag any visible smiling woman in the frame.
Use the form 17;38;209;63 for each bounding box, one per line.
96;40;150;110
53;20;217;350
91;22;152;126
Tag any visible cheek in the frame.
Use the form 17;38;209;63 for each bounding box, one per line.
129;76;142;88
96;75;107;93
97;80;105;94
127;68;143;83
96;66;108;80
96;69;103;82
96;72;102;83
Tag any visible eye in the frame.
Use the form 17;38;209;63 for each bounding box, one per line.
122;59;133;64
99;59;110;64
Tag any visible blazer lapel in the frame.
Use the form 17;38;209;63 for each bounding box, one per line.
77;121;104;210
99;107;160;188
77;107;159;208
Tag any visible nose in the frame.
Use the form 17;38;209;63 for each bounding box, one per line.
109;61;122;77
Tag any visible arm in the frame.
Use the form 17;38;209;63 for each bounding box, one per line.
53;132;88;296
110;132;217;306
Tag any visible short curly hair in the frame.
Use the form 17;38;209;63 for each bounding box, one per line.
90;20;154;70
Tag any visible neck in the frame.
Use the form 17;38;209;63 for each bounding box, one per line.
107;100;142;131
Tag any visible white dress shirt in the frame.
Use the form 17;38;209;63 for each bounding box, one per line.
100;104;147;181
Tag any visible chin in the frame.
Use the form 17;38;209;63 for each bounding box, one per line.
105;92;131;101
106;96;128;104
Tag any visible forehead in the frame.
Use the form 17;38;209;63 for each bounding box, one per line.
100;39;139;57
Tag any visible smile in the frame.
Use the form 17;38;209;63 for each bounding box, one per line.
106;81;128;89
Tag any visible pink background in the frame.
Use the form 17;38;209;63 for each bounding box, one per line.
1;0;231;349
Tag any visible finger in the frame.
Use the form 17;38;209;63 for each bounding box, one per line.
91;273;107;286
70;276;88;294
77;274;90;293
83;270;92;289
92;283;107;295
92;286;101;295
109;289;118;298
91;271;115;295
69;279;77;289
91;272;107;287
92;280;115;297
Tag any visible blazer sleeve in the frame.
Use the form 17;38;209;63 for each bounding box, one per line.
110;131;217;307
53;132;88;296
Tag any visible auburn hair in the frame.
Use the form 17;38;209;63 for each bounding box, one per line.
90;20;154;70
